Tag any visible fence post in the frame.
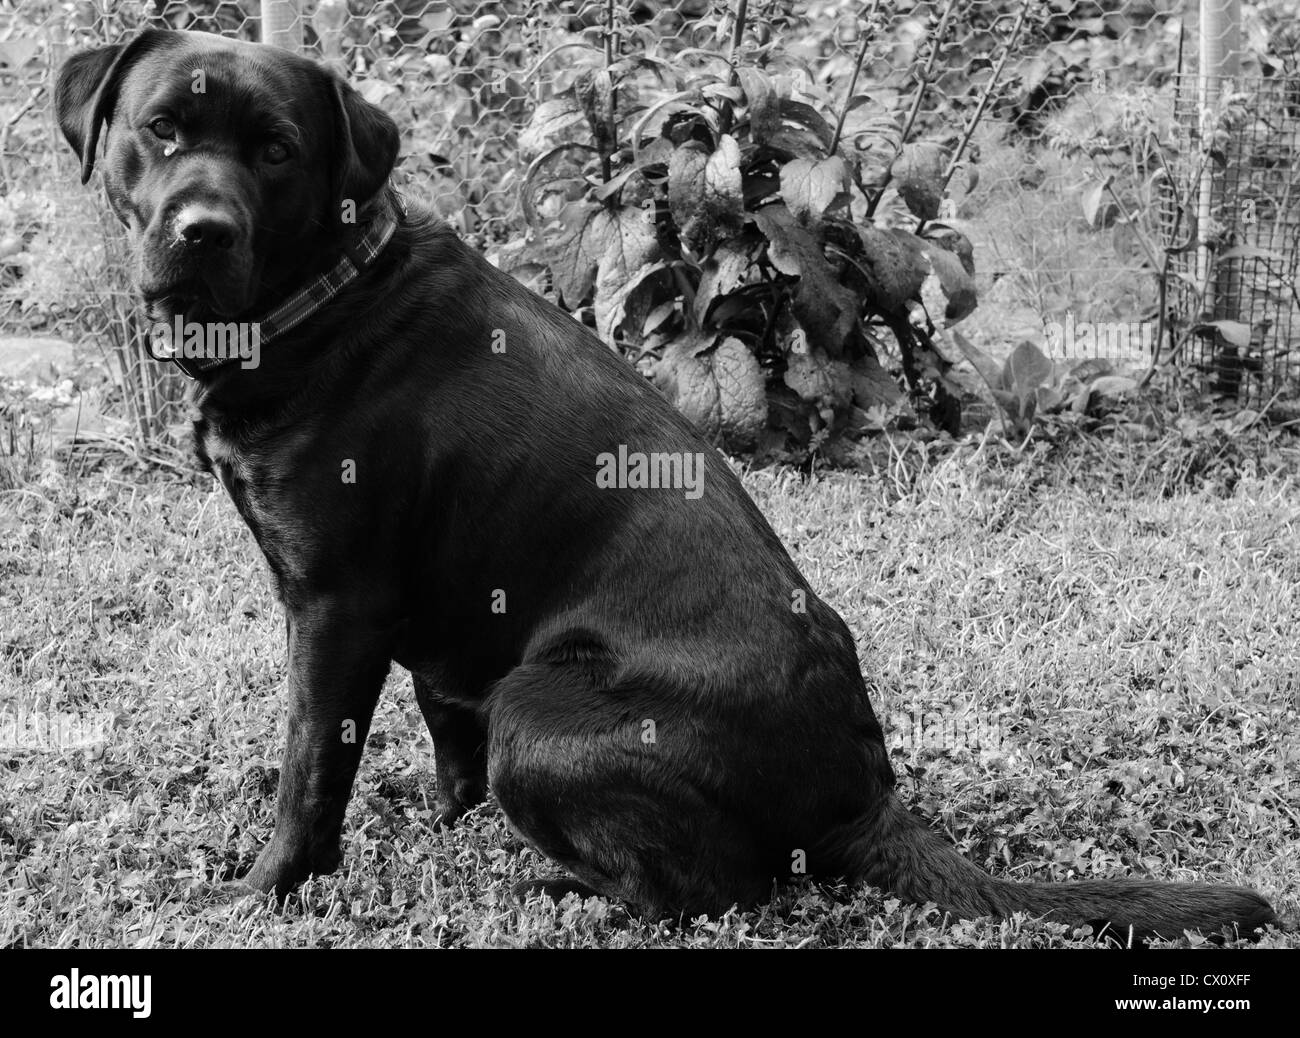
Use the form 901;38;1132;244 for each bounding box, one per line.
261;0;304;53
1196;0;1243;354
313;0;349;72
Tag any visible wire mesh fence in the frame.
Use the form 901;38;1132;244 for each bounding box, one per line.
1166;72;1300;402
1;1;1298;458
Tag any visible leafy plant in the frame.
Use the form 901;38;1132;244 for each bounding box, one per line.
955;332;1137;441
504;1;1027;454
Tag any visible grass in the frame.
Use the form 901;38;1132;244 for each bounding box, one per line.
1;429;1298;948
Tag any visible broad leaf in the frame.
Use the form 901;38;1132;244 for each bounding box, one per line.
1081;176;1112;228
992;388;1019;415
952;330;1004;392
923;224;976;275
776;99;836;150
849;352;905;410
856;227;929;314
765;126;829;161
1070;357;1114;382
924;246;977;323
1036;385;1064;412
549;204;660;311
596;260;669;345
668;142;708;235
783;350;853;410
891;142;948;221
574;68;616;153
753;205;859;355
779;155;850;225
1005;340;1055;396
711;336;768;448
1217;244;1285;263
669;137;744;254
694;241;754;326
738;66;780;141
705;134;744;226
588;206;662;318
651;333;767;449
752;204;822;277
651;335;720;438
550;201;601;306
1203;319;1252;347
1088;375;1139;399
520;98;587;160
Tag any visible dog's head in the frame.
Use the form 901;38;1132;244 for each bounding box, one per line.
55;29;400;322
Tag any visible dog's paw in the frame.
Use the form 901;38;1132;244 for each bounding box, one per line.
241;835;335;898
429;796;471;830
428;780;486;829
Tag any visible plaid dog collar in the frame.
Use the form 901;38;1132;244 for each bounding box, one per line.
166;192;406;379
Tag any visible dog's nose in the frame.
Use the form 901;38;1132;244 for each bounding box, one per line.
173;204;239;250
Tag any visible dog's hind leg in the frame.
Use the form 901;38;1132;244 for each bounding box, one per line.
485;663;772;919
412;674;488;827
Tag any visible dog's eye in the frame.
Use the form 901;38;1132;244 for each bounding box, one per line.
149;118;177;141
264;142;290;164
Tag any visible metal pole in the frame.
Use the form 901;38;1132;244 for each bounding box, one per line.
261;0;303;53
313;0;348;72
1196;0;1242;323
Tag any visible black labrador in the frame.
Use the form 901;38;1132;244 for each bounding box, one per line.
55;29;1277;938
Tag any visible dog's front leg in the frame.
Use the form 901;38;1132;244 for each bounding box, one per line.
244;600;392;897
413;677;487;827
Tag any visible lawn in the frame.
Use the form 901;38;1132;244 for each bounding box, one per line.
1;429;1298;948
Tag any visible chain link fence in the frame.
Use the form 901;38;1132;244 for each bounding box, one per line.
1;0;1298;460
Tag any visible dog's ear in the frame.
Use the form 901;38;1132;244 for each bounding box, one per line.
55;30;172;184
326;73;400;215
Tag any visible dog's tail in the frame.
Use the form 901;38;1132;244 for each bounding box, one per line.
847;797;1276;940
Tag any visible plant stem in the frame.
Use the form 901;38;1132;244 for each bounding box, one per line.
866;0;959;217
718;0;750;134
921;1;1030;233
604;0;615;67
602;0;617;183
729;0;750;83
829;2;880;155
1139;143;1220;388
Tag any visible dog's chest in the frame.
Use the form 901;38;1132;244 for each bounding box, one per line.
199;422;243;500
197;420;303;594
